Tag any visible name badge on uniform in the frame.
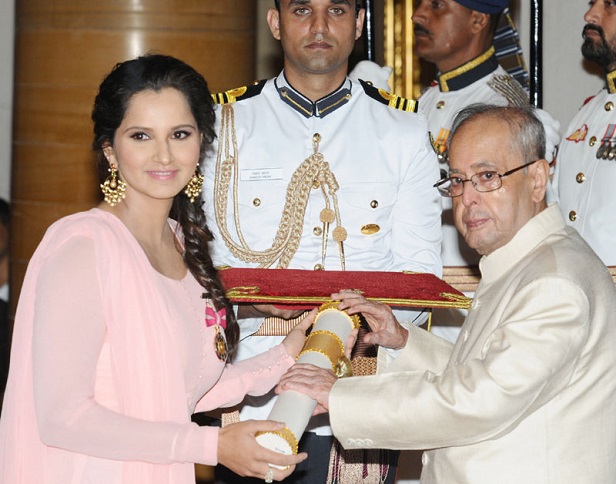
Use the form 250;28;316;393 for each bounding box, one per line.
241;168;283;181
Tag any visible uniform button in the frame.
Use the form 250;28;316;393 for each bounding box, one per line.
589;136;597;147
361;224;380;235
370;200;379;208
569;210;577;222
314;264;324;271
313;226;323;236
252;198;261;207
436;101;445;110
422;452;430;465
576;172;586;183
606;101;614;111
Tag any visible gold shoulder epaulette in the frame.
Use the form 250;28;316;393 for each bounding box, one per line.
358;79;418;113
211;79;267;105
487;74;529;108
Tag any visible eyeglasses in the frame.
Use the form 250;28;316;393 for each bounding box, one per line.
433;159;540;198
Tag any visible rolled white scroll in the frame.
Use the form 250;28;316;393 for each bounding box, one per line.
255;301;360;462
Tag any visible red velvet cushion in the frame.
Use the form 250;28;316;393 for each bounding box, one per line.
218;268;470;310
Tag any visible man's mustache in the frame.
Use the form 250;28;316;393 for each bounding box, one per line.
583;24;605;41
413;24;431;37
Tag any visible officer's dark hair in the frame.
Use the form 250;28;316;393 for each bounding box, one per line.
274;0;363;16
91;54;240;359
448;104;546;163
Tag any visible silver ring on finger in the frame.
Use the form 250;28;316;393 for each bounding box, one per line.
264;466;274;483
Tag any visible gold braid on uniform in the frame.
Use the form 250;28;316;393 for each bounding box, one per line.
214;103;347;270
488;74;530;108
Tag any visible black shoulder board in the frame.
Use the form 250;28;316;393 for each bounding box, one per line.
359;79;418;113
211;79;267;105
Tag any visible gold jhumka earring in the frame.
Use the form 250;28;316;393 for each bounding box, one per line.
100;164;127;206
184;167;204;203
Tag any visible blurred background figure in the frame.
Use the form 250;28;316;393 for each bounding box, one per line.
0;198;8;399
554;0;616;268
0;198;8;303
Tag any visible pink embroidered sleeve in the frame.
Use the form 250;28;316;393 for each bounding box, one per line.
194;345;296;413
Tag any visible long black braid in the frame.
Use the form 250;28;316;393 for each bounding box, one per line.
170;194;239;360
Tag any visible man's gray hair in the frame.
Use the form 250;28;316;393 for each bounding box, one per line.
448;103;546;164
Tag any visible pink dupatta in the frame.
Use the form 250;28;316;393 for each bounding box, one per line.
0;209;197;483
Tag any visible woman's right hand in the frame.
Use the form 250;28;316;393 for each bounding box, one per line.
217;420;307;481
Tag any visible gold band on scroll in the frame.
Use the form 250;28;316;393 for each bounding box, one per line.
316;301;361;329
299;330;344;370
255;426;299;455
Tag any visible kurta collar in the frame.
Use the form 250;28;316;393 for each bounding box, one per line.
275;72;353;118
607;70;616;94
437;46;499;93
479;204;566;284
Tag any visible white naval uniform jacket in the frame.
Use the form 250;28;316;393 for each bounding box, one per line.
330;205;616;483
203;72;442;429
555;77;616;266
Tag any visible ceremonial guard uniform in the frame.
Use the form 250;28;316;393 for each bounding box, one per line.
555;71;616;266
203;71;442;482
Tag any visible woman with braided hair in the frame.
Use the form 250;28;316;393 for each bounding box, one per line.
0;54;308;483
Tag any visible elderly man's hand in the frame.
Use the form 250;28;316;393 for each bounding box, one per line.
332;290;409;350
276;364;337;414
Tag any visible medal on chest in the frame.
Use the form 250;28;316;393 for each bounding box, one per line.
204;297;228;362
213;326;228;362
597;124;616;160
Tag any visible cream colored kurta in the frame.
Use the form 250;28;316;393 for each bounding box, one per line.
330;205;616;483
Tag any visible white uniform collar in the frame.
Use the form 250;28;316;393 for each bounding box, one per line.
275;71;353;118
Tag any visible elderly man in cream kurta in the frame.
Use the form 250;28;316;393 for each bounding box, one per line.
279;104;616;483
